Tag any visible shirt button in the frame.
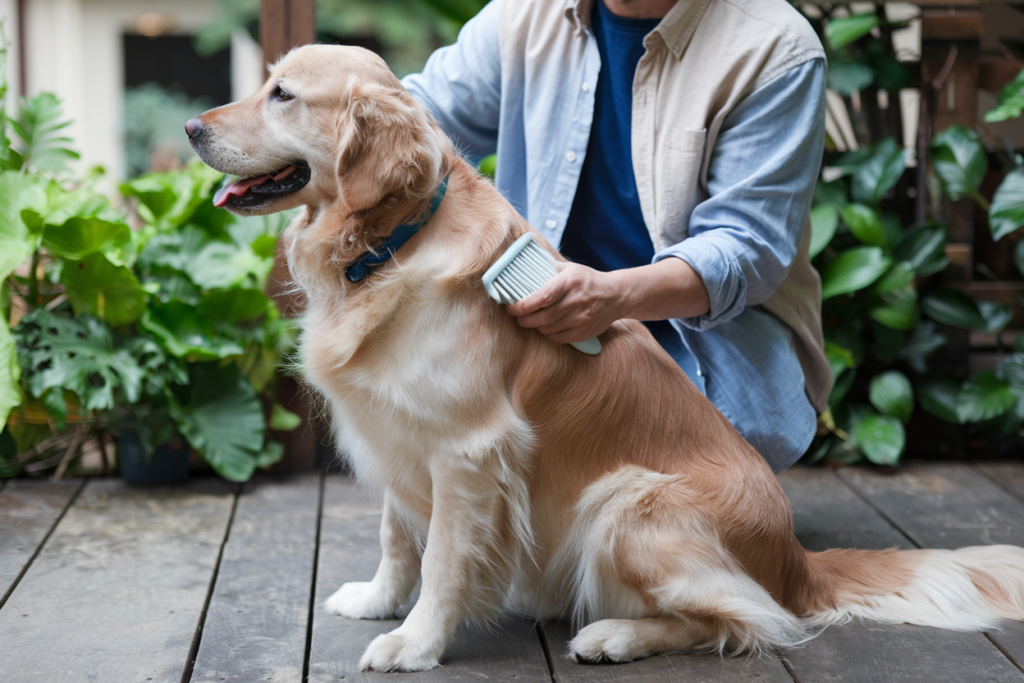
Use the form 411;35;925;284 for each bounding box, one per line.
581;82;590;92
545;219;556;229
566;151;577;162
696;368;703;377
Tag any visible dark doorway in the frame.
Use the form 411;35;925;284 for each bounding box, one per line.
123;35;231;105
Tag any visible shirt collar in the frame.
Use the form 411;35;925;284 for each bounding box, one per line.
564;0;712;60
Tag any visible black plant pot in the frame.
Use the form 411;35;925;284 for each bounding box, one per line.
118;432;189;485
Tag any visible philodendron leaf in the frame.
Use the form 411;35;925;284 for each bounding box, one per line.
870;261;915;295
172;362;265;482
931;125;987;202
60;252;147;326
984;67;1024;123
139;301;245;360
820;246;892;300
842;203;886;245
869;371;914;423
0;170;46;280
852;139;906;206
894;221;949;276
958;371;1016;423
0;322;21;426
41;216;131;261
978;301;1013;335
988;168;1024;241
901;321;946;373
810;204;839;258
851;411;905;466
921;288;987;330
198;288;271;323
826;13;880;50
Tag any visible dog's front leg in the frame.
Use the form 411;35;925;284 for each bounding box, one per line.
326;490;421;619
359;464;508;672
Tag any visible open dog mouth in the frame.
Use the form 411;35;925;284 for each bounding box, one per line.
213;162;311;210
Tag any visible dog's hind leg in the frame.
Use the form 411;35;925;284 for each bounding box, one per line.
563;466;806;662
326;490;421;619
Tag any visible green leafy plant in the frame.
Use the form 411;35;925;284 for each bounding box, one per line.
0;30;299;480
802;4;1024;466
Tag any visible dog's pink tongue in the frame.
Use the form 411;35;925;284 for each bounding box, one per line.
214;175;272;207
213;166;296;207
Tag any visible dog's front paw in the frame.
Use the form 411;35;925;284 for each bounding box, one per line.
324;581;397;620
358;629;442;672
569;619;643;664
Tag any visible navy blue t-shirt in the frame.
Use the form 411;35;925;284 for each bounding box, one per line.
559;1;690;367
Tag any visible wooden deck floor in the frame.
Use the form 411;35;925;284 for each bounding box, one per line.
1;462;1023;682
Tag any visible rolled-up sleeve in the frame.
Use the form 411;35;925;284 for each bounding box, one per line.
401;1;503;162
654;58;826;331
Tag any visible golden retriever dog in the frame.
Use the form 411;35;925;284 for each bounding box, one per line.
188;44;1024;672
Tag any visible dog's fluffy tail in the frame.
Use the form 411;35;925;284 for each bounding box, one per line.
804;545;1024;631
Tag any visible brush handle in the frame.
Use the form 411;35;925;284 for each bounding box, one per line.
570;338;602;355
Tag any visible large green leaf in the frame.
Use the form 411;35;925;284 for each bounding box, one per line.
820;246;892;300
0;171;46;280
851;411;905;466
270;403;302;431
921;288;987;330
958;371;1016;423
139;301;246;360
198;288;271;323
918;376;963;423
827;60;874;95
870;261;915;295
172;363;265;482
868;286;918;331
0;321;20;426
852;139;906;206
988;168;1024;241
826;13;880;50
869;371;914;423
931;125;987;202
979;301;1013;335
120;161;223;227
825;342;855;382
41;216;130;261
14;310;144;411
60;252;147;326
984;67;1024;123
841;203;885;245
810;204;839;258
894;222;949;276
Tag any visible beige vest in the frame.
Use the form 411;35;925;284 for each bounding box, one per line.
501;0;831;411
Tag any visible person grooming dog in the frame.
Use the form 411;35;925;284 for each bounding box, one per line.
403;0;829;472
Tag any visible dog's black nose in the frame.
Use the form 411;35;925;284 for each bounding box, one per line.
185;118;203;139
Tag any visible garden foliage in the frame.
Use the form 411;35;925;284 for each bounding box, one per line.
0;32;298;481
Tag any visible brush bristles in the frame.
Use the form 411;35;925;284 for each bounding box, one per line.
492;242;558;304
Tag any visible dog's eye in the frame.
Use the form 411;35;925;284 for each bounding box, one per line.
271;84;295;102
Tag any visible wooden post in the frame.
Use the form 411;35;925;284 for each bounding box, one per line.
260;0;328;471
260;0;317;75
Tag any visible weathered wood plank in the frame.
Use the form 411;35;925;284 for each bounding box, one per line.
191;473;322;683
542;620;793;682
0;478;235;682
307;476;552;681
838;463;1024;676
0;478;82;607
977;462;1024;503
779;466;1024;683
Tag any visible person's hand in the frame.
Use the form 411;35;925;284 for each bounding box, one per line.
505;262;626;343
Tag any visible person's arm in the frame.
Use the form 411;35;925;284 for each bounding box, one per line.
401;1;503;162
508;58;826;343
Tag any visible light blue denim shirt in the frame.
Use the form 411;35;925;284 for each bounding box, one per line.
402;2;825;472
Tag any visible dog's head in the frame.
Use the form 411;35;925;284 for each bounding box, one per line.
187;44;449;221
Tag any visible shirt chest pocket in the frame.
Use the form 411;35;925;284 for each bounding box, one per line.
658;128;707;248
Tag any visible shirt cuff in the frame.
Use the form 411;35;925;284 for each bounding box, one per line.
653;241;747;331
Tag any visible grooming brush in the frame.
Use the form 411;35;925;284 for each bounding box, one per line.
482;234;602;355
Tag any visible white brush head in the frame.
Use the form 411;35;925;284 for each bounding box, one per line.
482;234;601;355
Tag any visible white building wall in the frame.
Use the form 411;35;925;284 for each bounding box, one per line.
16;0;263;185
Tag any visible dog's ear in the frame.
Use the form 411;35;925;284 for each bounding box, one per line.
336;85;448;218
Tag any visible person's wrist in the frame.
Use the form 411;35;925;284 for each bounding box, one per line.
606;268;639;322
